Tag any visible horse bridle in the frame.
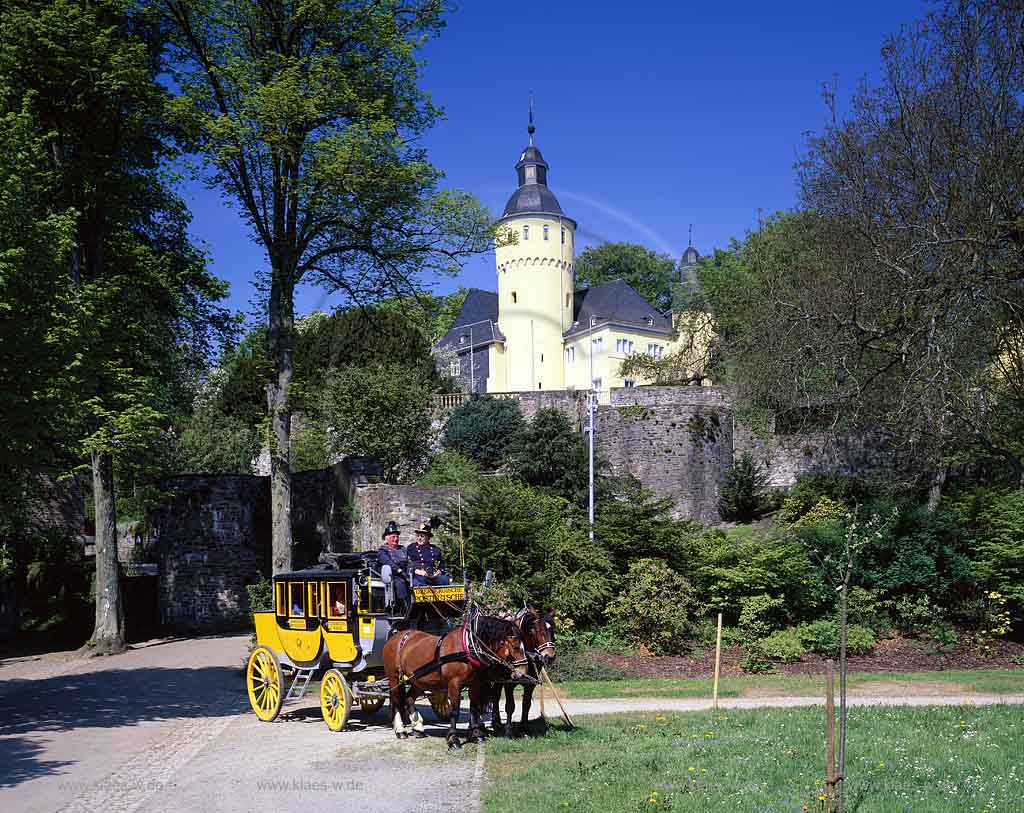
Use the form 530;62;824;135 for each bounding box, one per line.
516;609;555;663
467;611;530;672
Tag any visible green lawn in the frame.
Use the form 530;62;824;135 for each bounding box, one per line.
558;668;1024;700
483;704;1024;812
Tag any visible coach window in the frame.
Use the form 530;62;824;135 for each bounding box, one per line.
307;582;321;617
328;582;347;618
289;582;304;617
276;581;287;615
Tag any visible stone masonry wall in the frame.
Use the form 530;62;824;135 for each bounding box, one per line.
597;386;733;521
150;475;270;632
352;483;458;553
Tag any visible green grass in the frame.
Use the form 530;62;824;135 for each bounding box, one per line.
483;704;1024;812
559;668;1024;699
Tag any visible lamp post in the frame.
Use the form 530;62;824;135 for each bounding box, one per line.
588;315;597;541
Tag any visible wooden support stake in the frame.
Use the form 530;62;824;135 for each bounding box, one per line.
825;659;836;813
539;679;546;720
712;612;723;710
540;666;573;729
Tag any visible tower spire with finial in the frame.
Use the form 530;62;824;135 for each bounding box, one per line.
528;93;535;145
688;223;693;247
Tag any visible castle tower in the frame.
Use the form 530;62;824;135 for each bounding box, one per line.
494;107;576;392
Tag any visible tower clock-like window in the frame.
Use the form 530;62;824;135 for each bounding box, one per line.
543;225;550;240
523;225;529;241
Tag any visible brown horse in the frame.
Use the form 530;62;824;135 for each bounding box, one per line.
487;607;557;737
383;613;529;749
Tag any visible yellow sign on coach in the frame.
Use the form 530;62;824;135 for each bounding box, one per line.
412;586;466;602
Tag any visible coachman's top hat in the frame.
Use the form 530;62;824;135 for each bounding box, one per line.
381;520;400;539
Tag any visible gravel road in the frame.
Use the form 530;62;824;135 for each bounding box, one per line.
1;634;1020;813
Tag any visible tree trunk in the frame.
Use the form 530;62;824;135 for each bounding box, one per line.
88;450;125;655
925;466;947;512
267;273;295;574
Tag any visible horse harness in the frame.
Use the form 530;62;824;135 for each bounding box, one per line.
395;612;529;688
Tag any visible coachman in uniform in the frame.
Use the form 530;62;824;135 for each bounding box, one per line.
377;520;410;608
407;521;450;587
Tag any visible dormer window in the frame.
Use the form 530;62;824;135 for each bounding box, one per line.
645;315;654;326
523;225;529;240
525;165;536;182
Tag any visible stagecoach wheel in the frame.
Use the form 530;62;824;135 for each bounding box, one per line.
246;646;284;722
429;691;452;722
320;669;352;732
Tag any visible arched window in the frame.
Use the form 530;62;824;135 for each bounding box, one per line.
561;227;566;244
511;291;517;304
543;225;550;241
523;225;529;240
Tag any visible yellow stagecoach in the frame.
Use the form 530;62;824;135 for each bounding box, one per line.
246;552;466;731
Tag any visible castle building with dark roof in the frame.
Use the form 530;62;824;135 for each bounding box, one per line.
436;111;706;401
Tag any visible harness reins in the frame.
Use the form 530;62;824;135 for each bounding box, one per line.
395;611;528;688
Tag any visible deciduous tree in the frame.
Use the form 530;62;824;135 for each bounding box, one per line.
163;0;494;572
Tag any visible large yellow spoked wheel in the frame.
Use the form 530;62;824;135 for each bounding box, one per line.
320;669;352;732
429;691;452;722
247;646;284;722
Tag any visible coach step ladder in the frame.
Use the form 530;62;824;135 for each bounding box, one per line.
285;666;318;701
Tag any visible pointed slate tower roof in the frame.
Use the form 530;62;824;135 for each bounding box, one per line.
501;102;570;220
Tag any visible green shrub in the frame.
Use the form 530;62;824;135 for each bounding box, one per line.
845;586;889;634
797;620;876;657
972;490;1024;618
419;448;481;489
778;472;880;522
885;594;941;637
546;650;627;682
246;577;273;613
738;594;785;642
718;452;770;521
443;395;524;469
740;644;776;674
759;629;804;663
927;621;959;650
607;558;697;655
319;364;433;482
689;529;828;621
452;477;613;624
510;408;589;504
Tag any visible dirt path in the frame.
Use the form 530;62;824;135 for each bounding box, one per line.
1;635;1021;813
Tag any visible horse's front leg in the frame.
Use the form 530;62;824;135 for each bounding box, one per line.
390;682;410;739
447;680;463;750
466;684;485;744
502;683;516;738
489;683;502;733
520;682;536;736
407;688;426;739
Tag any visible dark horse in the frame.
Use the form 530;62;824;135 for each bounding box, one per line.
383;612;529;749
486;607;557;737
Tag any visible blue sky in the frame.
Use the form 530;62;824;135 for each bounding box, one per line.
182;0;930;320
